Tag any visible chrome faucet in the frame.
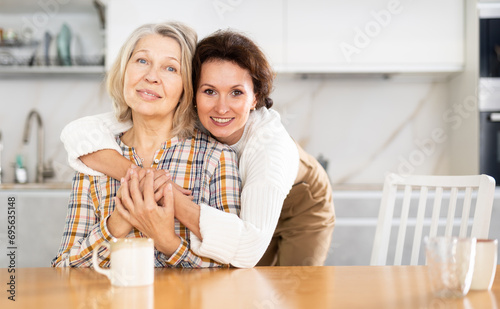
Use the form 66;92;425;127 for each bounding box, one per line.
22;110;54;183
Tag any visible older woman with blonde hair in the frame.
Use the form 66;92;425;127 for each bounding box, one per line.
52;22;240;268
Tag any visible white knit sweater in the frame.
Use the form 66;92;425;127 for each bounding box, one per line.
60;108;299;268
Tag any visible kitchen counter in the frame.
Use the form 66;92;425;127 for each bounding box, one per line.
0;182;71;190
332;183;500;196
332;183;383;191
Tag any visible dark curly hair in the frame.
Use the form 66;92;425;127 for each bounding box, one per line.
192;29;275;109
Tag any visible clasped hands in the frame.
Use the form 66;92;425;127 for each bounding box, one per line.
107;165;191;256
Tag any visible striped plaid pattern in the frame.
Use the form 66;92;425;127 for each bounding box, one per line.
52;130;240;268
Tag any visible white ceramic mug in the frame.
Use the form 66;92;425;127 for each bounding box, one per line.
92;238;154;287
470;239;498;291
111;285;154;309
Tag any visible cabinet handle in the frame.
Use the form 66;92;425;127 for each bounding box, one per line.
490;113;500;122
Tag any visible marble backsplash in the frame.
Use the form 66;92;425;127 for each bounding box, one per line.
272;75;454;185
0;74;459;185
0;76;110;184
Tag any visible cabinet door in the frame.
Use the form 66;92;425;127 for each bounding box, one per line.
0;191;69;267
106;0;284;69
285;0;464;72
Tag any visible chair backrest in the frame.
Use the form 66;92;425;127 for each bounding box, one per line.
370;173;495;266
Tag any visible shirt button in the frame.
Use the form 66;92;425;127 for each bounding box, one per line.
154;159;160;164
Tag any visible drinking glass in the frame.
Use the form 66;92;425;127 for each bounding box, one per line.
425;237;476;298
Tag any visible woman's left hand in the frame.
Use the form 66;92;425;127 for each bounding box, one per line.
115;169;181;256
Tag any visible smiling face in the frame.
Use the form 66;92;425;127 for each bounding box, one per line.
123;34;183;121
196;60;257;145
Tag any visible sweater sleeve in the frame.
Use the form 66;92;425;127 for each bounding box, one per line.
190;111;299;268
60;112;133;176
190;183;287;267
185;145;241;267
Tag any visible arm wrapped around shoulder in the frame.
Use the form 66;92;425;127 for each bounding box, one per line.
60;112;132;175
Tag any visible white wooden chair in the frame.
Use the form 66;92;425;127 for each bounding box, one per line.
370;173;495;266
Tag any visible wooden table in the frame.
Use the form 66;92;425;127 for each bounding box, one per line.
2;266;500;308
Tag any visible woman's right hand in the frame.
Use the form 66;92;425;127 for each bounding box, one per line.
107;196;134;238
115;169;181;256
120;166;193;206
109;166;167;238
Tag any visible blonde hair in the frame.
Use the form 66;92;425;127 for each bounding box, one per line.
107;22;198;139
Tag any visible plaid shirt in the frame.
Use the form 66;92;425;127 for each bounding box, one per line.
51;130;240;268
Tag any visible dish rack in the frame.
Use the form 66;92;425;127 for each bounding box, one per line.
0;41;39;66
0;41;104;67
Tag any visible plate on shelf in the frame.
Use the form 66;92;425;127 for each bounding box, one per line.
57;23;72;66
70;32;84;66
41;31;52;66
48;33;58;66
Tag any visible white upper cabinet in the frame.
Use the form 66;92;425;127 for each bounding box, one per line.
106;0;464;74
106;0;284;69
284;0;464;73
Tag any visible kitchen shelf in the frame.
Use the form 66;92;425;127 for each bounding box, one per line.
0;0;99;14
1;0;106;78
0;65;105;78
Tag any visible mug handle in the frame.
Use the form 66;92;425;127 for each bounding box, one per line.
92;242;111;280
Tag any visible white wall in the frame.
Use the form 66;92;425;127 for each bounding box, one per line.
0;74;457;185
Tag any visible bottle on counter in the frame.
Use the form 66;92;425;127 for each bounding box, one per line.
15;155;27;184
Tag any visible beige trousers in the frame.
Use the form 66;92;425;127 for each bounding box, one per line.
257;144;335;266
